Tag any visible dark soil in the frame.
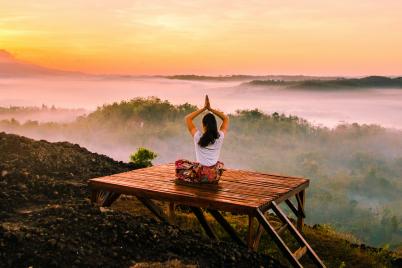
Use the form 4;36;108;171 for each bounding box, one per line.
0;132;281;267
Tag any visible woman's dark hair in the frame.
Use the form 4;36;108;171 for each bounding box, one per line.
198;113;220;147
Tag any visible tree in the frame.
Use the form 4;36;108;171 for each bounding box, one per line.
129;147;157;167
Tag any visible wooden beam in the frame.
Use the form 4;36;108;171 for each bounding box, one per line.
190;207;217;239
252;223;264;251
285;199;301;218
255;208;303;268
102;192;121;207
247;216;254;248
208;209;246;247
297;190;306;231
276;223;289;236
137;196;171;224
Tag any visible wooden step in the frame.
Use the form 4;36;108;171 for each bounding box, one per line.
271;201;326;268
293;246;307;260
276;223;288;236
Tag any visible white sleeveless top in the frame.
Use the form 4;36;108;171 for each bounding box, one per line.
193;130;225;166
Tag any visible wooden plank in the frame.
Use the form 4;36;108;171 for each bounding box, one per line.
134;166;308;185
207;209;246;247
190;207;217;239
271;202;326;268
294;246;307;260
276;223;288;236
90;181;257;214
109;173;283;200
143;165;307;186
136;196;171;224
111;170;297;193
285;199;301;218
255;208;303;268
91;178;265;206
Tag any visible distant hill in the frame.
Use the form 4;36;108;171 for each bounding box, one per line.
165;74;339;82
246;76;402;89
0;49;84;78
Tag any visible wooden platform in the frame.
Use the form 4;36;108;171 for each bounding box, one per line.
89;163;326;268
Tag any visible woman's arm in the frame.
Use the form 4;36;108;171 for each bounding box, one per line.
185;107;207;136
209;107;229;134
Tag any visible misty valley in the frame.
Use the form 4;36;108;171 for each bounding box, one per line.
1;97;401;250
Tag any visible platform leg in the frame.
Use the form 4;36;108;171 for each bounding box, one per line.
190;207;217;239
137;196;171;224
102;192;121;207
252;223;264;251
297;190;306;231
207;209;246;247
247;215;254;248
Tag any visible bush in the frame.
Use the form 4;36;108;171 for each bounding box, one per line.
129;148;157;167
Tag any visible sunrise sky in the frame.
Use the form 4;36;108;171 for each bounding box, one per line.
1;0;401;76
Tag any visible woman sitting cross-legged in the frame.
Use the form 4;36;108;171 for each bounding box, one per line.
175;95;229;184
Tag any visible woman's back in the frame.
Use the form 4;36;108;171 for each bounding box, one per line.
194;130;225;166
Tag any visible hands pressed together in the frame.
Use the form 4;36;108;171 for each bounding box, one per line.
203;95;212;111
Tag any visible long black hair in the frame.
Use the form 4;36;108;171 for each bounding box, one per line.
198;113;220;147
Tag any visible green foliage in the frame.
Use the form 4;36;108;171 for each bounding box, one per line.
129;147;157;167
1;98;402;249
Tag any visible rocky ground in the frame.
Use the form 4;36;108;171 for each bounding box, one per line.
0;132;280;267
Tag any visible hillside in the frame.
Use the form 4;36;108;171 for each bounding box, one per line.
246;76;402;89
0;132;279;267
0;132;401;267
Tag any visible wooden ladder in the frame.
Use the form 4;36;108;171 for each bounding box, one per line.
255;201;326;268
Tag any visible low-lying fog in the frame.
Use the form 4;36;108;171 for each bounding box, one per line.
1;77;402;129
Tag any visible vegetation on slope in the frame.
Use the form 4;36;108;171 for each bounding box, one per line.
0;97;401;251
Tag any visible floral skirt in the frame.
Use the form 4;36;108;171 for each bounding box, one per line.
175;159;224;184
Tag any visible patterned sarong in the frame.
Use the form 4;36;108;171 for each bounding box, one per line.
175;159;224;184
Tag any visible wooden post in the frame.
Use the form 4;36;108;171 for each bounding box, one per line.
297;190;305;231
247;215;254;248
252;223;264;251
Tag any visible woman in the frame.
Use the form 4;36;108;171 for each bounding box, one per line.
175;95;229;184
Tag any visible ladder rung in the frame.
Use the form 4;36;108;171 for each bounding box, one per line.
276;223;288;236
293;246;307;260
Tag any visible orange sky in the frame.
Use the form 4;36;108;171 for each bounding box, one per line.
1;0;402;76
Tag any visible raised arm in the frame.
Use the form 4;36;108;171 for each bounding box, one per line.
185;106;206;136
209;107;229;134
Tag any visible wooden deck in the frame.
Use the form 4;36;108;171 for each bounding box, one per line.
89;163;325;268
